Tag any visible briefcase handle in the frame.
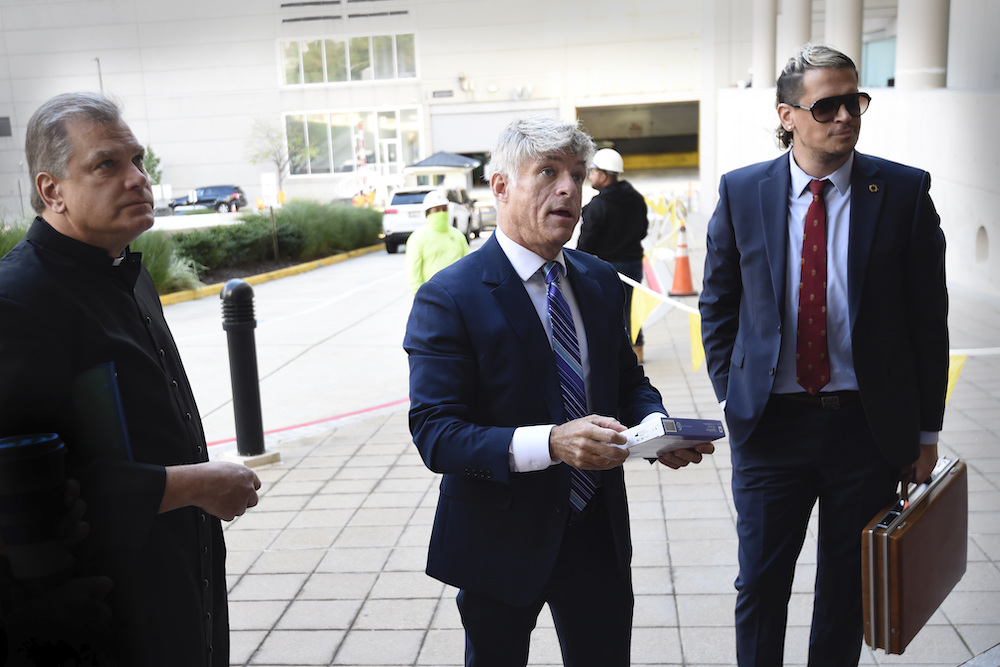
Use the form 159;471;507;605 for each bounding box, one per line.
897;457;958;512
898;463;934;504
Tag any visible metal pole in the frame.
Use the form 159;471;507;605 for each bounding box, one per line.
220;279;265;457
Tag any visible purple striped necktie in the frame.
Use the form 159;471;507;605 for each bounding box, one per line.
544;261;597;512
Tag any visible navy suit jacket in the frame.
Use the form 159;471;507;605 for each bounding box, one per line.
404;234;665;606
700;151;948;468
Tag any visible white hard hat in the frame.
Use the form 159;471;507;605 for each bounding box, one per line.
591;148;624;174
423;190;449;211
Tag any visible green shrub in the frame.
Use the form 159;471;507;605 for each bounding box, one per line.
174;217;305;271
0;219;29;257
2;200;384;294
131;230;203;294
274;200;382;257
173;201;380;279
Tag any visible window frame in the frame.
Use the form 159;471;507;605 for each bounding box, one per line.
280;33;417;86
283;106;422;179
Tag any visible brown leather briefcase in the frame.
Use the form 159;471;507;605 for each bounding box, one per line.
862;457;968;654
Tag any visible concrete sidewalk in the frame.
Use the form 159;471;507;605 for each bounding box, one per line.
166;239;1000;666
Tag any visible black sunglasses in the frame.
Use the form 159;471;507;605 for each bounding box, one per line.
789;92;871;123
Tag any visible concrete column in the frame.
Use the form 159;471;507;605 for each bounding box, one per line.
776;0;812;73
752;0;777;87
895;0;950;89
825;0;863;68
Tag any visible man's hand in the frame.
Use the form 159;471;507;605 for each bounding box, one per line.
902;442;939;487
656;442;716;469
160;461;262;521
549;415;629;471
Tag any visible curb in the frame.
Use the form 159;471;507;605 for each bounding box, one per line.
159;243;386;306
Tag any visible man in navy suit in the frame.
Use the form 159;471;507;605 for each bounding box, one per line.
404;116;714;667
700;44;948;666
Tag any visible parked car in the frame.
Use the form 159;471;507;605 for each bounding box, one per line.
380;186;480;253
170;185;248;214
473;194;497;230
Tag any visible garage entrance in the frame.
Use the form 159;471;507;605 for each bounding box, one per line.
577;101;699;169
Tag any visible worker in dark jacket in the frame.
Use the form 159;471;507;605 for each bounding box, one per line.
577;148;649;361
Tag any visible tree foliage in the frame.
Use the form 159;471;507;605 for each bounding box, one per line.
245;118;303;193
144;145;163;185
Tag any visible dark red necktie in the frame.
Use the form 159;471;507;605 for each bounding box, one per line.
797;179;829;395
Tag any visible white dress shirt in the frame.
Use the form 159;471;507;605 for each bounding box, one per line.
494;228;665;470
495;227;589;472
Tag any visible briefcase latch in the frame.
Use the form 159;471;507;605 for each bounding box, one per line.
875;499;906;529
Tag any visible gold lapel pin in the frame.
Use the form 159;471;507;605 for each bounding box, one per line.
869;184;879;193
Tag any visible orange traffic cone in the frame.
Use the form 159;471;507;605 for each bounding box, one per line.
669;224;697;297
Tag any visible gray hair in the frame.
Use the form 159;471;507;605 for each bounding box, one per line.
485;116;595;186
26;92;124;213
775;44;858;150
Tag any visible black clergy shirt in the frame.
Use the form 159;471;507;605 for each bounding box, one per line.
0;217;227;666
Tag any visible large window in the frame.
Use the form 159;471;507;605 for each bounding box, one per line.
282;34;416;85
325;38;348;83
286;108;421;177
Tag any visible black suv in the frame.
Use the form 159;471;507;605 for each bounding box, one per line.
170;185;248;213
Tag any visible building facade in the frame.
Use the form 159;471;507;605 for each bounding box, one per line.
0;0;997;293
0;0;701;213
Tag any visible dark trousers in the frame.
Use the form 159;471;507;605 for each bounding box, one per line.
731;394;899;667
456;491;633;667
611;259;643;347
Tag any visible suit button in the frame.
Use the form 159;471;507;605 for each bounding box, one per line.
769;368;776;376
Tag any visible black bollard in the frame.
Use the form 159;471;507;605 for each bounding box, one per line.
221;279;265;457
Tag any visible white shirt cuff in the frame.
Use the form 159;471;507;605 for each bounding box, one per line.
509;424;559;472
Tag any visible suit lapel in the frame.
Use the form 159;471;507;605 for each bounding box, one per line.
760;154;791;315
480;237;565;421
848;153;885;329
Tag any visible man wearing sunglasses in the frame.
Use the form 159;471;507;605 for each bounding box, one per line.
700;44;948;666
